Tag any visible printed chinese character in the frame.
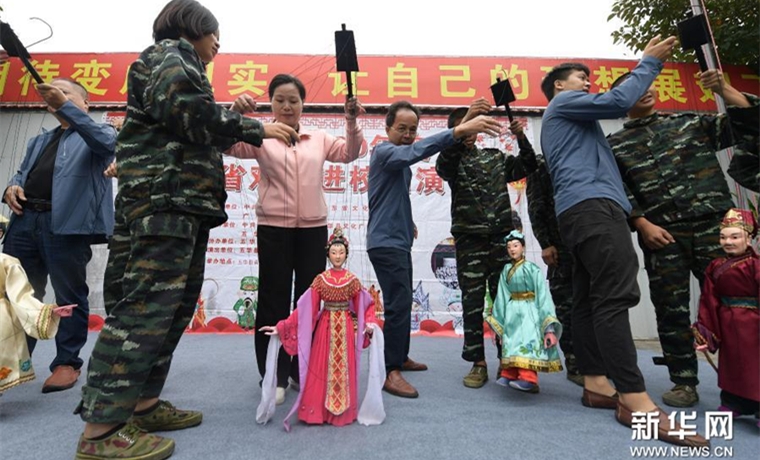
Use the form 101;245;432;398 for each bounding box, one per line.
18;60;60;95
225;164;247;192
329;71;369;97
631;411;660;441
388;63;418;98
490;64;529;100
667;411;698;440
248;166;261;191
592;66;631;93
654;69;687;103
0;60;10;96
71;60;113;96
440;65;475;98
323;165;346;192
705;411;733;440
350;165;369;193
228;61;268;96
415;167;444;196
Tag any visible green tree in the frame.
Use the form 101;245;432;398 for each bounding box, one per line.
609;0;759;72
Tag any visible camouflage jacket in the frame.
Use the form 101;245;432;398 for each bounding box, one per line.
526;156;572;280
608;94;759;225
436;136;537;234
526;155;560;250
728;149;759;192
116;38;266;228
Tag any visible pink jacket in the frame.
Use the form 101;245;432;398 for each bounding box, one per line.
226;118;364;228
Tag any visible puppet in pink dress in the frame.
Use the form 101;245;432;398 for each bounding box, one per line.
693;208;759;423
257;227;385;429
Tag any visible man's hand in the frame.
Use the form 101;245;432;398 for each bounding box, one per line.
699;69;751;108
104;161;117;178
541;246;559;267
35;83;68;110
4;185;26;215
231;94;256;114
642;35;678;62
633;217;675;250
544;332;558;349
0;50;9;65
263;122;299;146
344;97;366;119
454;115;501;139
462;98;492;123
508;119;526;139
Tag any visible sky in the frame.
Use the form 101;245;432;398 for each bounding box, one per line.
1;0;642;60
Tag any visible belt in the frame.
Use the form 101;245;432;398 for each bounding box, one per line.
23;198;52;212
511;292;535;300
324;302;349;311
720;296;758;310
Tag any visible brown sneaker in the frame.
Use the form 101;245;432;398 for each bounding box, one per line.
42;365;80;393
615;402;709;447
130;400;202;432
401;358;428;371
463;365;488;389
581;388;619;409
75;422;175;460
383;370;419;398
662;384;699;408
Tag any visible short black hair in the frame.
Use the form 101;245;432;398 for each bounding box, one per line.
52;77;89;101
153;0;219;42
385;100;420;127
541;63;591;102
268;74;306;100
610;72;632;90
447;107;469;129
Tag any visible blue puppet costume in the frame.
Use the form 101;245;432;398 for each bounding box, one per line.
485;230;563;392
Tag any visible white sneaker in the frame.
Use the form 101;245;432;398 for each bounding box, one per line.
275;387;286;405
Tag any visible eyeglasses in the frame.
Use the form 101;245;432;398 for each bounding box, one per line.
391;126;418;136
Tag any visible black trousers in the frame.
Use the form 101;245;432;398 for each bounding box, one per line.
368;247;412;372
255;225;327;387
558;199;646;393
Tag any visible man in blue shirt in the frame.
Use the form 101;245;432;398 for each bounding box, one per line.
2;78;116;394
367;100;500;398
540;36;707;447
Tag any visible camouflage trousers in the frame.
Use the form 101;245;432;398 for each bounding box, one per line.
546;244;578;374
453;232;509;363
639;213;724;387
78;213;210;424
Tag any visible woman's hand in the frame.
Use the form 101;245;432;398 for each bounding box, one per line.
259;326;279;336
344;97;365;119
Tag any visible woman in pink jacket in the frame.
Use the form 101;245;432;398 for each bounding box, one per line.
227;74;365;404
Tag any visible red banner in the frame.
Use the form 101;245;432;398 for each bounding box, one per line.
1;53;757;111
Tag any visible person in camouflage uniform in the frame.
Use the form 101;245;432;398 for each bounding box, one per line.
74;1;298;459
608;69;758;408
436;98;537;388
525;155;583;386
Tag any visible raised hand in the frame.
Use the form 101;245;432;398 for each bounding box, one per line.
344;97;365;119
508;119;526;139
231;94;257;114
263;122;299;146
642;35;678;63
462;97;492;123
35;83;69;110
454;115;502;139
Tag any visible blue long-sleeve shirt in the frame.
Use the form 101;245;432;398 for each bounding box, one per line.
367;129;456;251
540;56;663;217
5;101;116;236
